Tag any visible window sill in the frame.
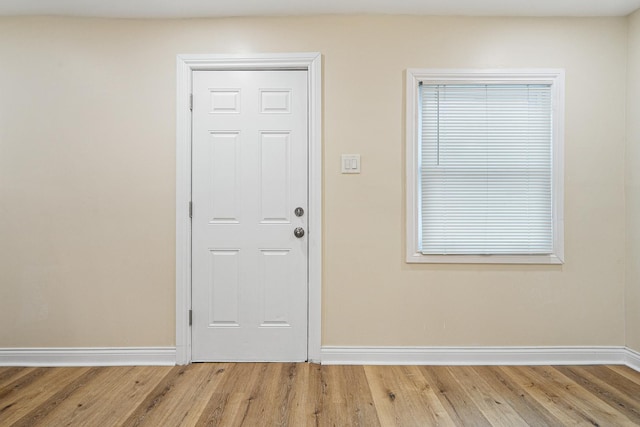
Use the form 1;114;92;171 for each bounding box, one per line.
406;252;564;265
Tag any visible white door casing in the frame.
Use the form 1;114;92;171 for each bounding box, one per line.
191;70;308;361
175;53;322;365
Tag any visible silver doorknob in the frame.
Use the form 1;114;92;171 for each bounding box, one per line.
294;227;305;238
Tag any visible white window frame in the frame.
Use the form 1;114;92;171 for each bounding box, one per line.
406;69;565;264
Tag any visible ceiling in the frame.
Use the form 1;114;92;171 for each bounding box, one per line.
1;0;640;18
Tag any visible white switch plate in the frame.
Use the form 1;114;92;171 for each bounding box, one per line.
341;154;361;174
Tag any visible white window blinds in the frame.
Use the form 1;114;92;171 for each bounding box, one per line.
419;83;553;255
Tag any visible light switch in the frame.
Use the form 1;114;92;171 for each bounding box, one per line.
341;154;361;174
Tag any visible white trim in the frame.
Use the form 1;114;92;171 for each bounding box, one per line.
306;55;323;364
625;347;640;372
176;55;192;366
0;347;176;367
176;53;323;365
1;346;637;371
321;346;638;369
405;68;565;265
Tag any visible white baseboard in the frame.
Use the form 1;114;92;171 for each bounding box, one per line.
0;347;176;367
1;346;637;371
625;347;640;371
321;346;638;369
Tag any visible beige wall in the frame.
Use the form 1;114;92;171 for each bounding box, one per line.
627;9;640;353
0;15;628;348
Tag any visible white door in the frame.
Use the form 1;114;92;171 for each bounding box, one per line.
191;70;308;362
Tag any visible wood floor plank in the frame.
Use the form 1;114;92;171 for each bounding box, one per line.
528;365;632;425
281;363;320;426
0;367;31;389
194;390;234;427
122;363;230;427
219;363;280;427
10;367;104;427
193;364;244;427
20;366;172;427
304;363;323;426
471;366;561;426
418;366;492;426
365;365;455;426
227;363;308;426
176;363;234;426
448;366;528;427
0;368;49;402
194;363;264;427
223;363;282;426
84;365;173;425
580;365;640;400
321;365;381;427
554;365;640;424
608;365;640;386
0;367;14;376
500;366;611;425
196;363;290;426
13;367;141;426
0;367;90;425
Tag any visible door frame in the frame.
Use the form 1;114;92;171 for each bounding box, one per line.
175;53;322;365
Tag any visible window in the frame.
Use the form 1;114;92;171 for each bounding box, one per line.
406;69;564;264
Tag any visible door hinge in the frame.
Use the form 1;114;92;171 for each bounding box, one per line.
189;201;192;219
189;309;192;326
189;94;193;111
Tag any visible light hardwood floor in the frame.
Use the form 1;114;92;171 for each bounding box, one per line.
1;363;640;426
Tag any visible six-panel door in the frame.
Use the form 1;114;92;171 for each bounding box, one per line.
191;70;308;361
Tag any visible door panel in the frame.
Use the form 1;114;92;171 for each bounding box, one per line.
209;132;240;223
259;249;293;326
260;132;291;222
208;250;240;327
191;70;308;362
